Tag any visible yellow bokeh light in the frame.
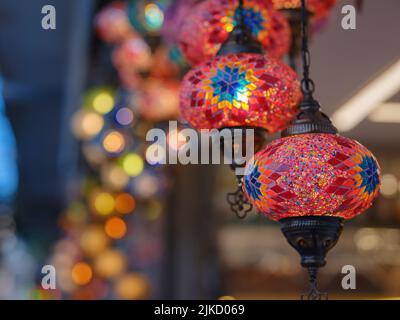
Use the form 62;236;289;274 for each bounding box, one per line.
105;217;127;239
101;164;129;190
94;192;115;216
115;193;136;214
218;296;236;300
122;153;144;177
93;92;115;114
71;262;93;285
103;131;126;153
80;225;110;257
114;273;151;300
94;249;127;279
72;110;104;140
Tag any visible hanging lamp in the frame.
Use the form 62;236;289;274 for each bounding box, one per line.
180;0;302;218
243;0;380;299
178;0;292;65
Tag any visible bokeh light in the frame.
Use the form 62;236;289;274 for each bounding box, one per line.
115;193;136;214
380;174;398;198
94;249;127;279
103;131;126;154
71;110;104;140
105;217;127;239
115;107;134;126
71;262;93;285
121;153;144;177
144;3;164;32
80;225;110;257
93;191;115;216
114;273;151;300
90;90;115;114
101;164;130;190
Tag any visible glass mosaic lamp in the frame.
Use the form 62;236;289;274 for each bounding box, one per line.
178;0;292;65
179;0;302;217
243;0;380;299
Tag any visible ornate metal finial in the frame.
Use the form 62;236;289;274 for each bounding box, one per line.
217;0;263;56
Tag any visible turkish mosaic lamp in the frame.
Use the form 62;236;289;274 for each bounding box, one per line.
178;0;291;65
243;0;380;299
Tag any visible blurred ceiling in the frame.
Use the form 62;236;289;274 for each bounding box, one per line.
309;0;400;150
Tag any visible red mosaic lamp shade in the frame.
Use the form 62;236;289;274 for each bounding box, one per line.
137;79;180;121
94;1;134;43
243;133;381;221
112;37;152;72
178;0;291;65
272;0;337;17
179;53;302;132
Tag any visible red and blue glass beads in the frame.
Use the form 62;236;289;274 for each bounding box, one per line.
243;134;381;221
179;53;302;132
178;0;291;65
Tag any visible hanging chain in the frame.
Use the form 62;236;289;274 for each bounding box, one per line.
301;267;328;300
226;176;253;219
300;0;315;95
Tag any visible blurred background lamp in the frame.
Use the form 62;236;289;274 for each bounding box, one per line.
101;164;130;190
92;91;115;114
93;191;115;216
380;174;398;198
94;249;127;279
104;217;127;239
115;193;136;214
80;225;110;257
115;107;134;126
71;262;93;285
71;110;104;140
103;131;126;153
122;153;144;177
114;273;151;300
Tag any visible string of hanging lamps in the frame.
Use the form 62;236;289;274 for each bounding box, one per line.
179;0;302;218
243;0;381;299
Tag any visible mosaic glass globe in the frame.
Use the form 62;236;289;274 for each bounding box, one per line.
94;1;134;43
138;79;180;121
112;37;152;72
178;0;291;65
180;53;302;132
272;0;337;18
243;134;381;221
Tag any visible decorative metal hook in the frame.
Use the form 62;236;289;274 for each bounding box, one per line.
301;267;328;300
226;176;252;219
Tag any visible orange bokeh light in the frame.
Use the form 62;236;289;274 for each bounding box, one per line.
105;217;127;239
71;262;93;285
115;193;136;214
